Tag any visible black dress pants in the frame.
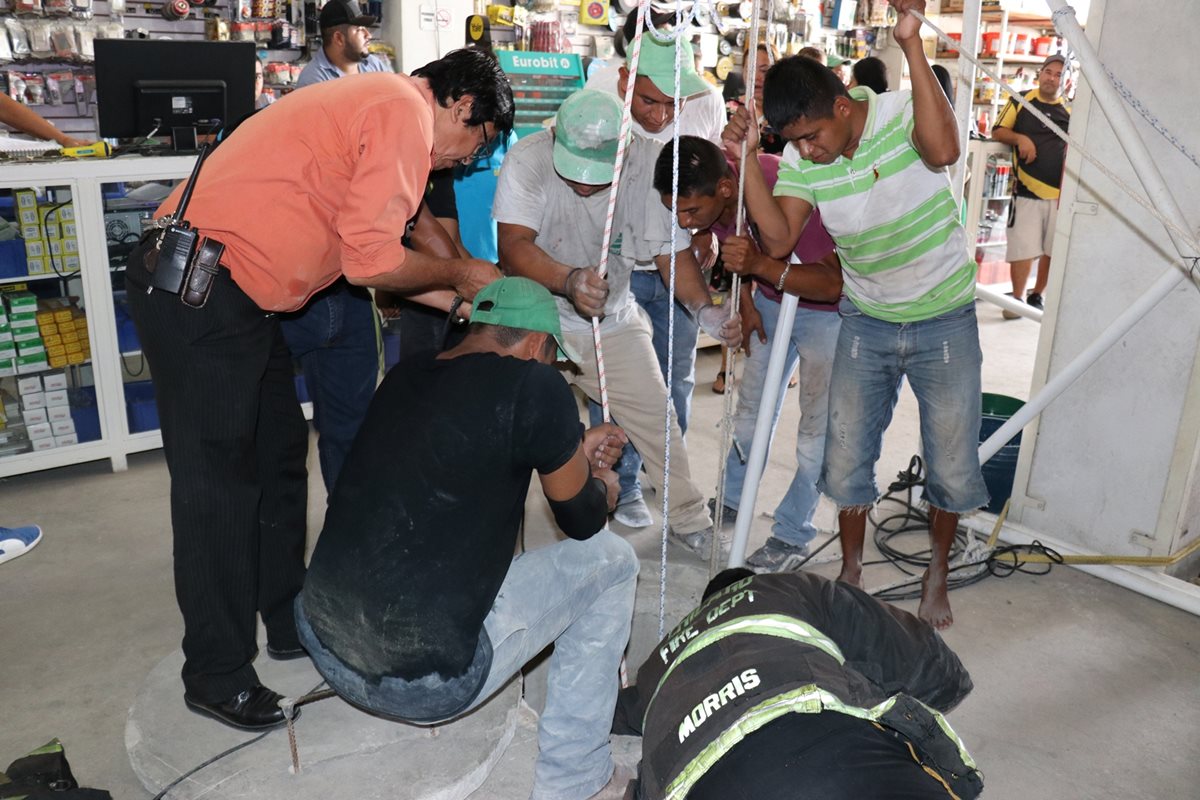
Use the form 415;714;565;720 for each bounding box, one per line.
126;246;308;703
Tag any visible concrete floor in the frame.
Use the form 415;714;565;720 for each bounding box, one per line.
2;298;1198;797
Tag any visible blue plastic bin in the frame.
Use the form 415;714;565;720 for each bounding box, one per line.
0;239;27;279
124;381;159;433
69;386;101;443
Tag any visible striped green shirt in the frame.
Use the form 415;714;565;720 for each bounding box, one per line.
775;87;976;323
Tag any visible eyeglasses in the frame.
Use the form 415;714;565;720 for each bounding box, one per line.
463;121;494;164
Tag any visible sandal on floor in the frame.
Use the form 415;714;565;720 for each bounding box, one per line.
712;371;727;394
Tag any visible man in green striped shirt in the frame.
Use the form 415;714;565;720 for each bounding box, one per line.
722;0;988;629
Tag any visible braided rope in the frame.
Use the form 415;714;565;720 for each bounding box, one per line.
657;0;688;639
710;0;764;576
1101;67;1199;170
912;8;1199;256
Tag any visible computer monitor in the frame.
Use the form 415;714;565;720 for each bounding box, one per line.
95;40;257;149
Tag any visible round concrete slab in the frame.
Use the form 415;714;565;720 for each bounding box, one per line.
127;649;521;800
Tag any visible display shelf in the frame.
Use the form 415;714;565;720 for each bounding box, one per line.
0;272;80;286
0;156;196;478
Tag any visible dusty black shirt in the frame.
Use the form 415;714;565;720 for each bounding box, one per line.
302;352;583;684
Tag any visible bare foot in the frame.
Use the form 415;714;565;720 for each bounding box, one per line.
919;569;953;630
837;567;864;591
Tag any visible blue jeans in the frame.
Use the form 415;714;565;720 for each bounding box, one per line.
720;294;840;548
297;531;638;800
590;270;699;502
819;299;990;513
280;280;379;493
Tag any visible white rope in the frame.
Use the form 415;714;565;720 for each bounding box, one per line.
657;0;687;639
911;8;1200;257
710;0;764;576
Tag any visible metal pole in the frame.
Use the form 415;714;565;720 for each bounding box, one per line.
975;283;1043;322
950;0;984;203
727;291;799;568
979;1;1199;464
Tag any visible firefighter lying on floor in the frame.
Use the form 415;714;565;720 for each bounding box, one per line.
612;568;984;800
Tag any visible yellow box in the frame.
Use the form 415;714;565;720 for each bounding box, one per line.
19;224;42;241
44;334;62;347
65;341;82;355
18;207;40;226
56;204;74;221
53;309;73;324
62;236;79;255
39;324;58;337
50;354;68;367
25;257;47;275
60;330;78;344
36;309;56;324
73;317;88;331
47;344;66;359
44;222;61;241
24;239;47;259
14;189;37;209
61;255;81;272
67;351;85;365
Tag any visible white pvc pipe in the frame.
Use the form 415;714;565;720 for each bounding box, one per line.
1045;0;1197;259
727;292;799;568
950;0;984;204
979;265;1184;463
978;0;1198;464
975;283;1044;322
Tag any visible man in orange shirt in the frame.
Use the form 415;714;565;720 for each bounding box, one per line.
124;48;511;731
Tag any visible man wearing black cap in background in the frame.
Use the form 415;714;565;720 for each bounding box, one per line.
992;53;1070;317
296;0;392;87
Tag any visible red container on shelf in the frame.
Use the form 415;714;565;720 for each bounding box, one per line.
1013;33;1031;54
981;31;1001;55
944;31;962;55
1033;36;1053;56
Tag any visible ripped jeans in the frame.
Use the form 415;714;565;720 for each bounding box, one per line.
818;298;990;514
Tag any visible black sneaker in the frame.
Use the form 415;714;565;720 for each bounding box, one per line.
1026;292;1044;310
706;497;737;528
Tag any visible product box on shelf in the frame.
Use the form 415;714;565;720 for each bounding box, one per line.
46;404;71;423
51;418;74;436
3;291;37;314
17;341;46;357
54;433;78;447
23;239;47;260
13;189;38;211
17;207;40;227
17;375;41;395
27;421;51;439
24;258;48;276
24;407;48;425
16;354;49;374
0;357;14;378
42;372;67;392
19;224;41;241
45;389;68;407
21;391;46;410
31;436;56;452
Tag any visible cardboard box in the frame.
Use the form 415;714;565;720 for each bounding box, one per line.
31;435;56;451
42;372;67;391
17;342;46;357
16;354;49;374
5;292;37;312
14;189;38;209
0;344;15;361
21;391;46;409
45;389;68;407
41;329;60;343
49;354;68;368
65;341;82;355
18;207;40;226
17;375;42;394
61;255;81;272
43;223;61;241
60;330;77;344
0;358;14;378
54;432;78;447
51;418;74;435
24;257;48;276
27;421;52;439
13;329;42;344
46;404;71;422
24;407;48;425
62;236;79;255
10;313;38;330
65;351;84;365
56;204;75;221
20;224;42;241
46;344;66;359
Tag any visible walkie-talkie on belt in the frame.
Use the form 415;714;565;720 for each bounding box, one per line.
149;143;211;295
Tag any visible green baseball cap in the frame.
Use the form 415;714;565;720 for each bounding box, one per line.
471;277;581;362
826;53;851;68
630;34;711;99
553;89;623;185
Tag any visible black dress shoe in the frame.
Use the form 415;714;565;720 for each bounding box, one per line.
266;643;309;661
184;685;296;731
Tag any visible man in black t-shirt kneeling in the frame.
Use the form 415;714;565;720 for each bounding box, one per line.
296;277;638;800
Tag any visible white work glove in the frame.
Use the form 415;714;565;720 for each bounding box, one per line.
697;303;742;349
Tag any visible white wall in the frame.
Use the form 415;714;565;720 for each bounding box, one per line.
1010;0;1200;564
384;0;476;73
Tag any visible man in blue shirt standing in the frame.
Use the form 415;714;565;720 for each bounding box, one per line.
283;0;393;493
295;0;392;88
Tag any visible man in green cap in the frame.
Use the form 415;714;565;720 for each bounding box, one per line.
497;89;743;554
297;276;639;799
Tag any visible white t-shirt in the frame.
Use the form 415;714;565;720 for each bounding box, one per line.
585;63;726;145
494;130;691;333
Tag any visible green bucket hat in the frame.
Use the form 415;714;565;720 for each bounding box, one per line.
471;277;581;362
553;89;624;185
631;34;711;99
